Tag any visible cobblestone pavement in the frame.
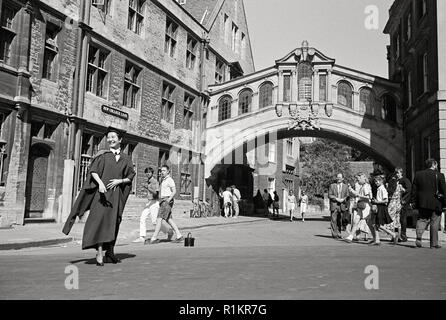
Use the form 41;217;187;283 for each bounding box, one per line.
1;219;445;300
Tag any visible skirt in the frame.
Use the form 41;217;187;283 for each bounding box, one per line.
371;203;393;226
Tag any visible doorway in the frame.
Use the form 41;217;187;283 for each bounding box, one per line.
25;144;50;218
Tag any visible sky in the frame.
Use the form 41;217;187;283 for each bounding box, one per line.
243;0;394;78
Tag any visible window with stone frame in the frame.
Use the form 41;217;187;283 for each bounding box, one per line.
259;82;273;108
180;151;192;195
183;93;194;130
283;74;291;102
241;32;246;59
359;88;374;115
78;132;102;190
164;18;178;57
161;82;175;123
238;89;252;115
286;138;293;157
121;142;137;194
319;74;327;102
128;0;145;35
42;23;60;81
231;22;238;53
186;35;197;70
92;0;112;15
0;2;18;65
123;61;141;108
298;62;312;101
381;94;397;122
215;58;225;84
86;45;109;98
337;81;353;109
218;95;231;122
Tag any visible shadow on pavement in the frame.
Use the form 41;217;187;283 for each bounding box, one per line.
70;253;136;265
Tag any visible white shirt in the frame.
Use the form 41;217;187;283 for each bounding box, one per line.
232;188;241;202
160;175;175;198
376;185;388;203
222;191;233;204
110;148;121;161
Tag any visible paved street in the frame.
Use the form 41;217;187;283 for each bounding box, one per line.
1;218;445;300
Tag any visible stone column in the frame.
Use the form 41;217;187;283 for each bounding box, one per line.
291;69;297;102
353;91;360;112
4;105;31;225
327;70;333;103
278;71;284;102
251;91;259;112
313;70;319;102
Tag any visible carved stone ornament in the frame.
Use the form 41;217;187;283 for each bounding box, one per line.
288;104;320;131
275;104;283;117
325;103;333;117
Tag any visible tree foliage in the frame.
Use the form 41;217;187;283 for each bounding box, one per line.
300;139;355;205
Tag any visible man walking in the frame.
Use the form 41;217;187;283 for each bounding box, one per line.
146;165;183;244
231;185;241;218
328;173;349;239
395;167;411;242
411;159;446;249
133;167;173;243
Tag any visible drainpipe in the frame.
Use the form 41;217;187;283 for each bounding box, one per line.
198;32;210;201
68;0;91;195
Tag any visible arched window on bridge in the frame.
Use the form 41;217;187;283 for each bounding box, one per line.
337;81;353;109
359;87;375;115
238;89;252;115
218;95;232;122
381;94;397;123
259;82;273;108
298;62;312;101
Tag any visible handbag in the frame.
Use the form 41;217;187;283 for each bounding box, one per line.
357;201;366;210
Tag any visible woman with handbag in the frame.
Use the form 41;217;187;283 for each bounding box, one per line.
344;173;372;243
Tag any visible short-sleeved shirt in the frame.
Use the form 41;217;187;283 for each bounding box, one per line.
222;191;233;204
232;188;241;202
160;175;175;198
376;185;388;203
147;177;159;200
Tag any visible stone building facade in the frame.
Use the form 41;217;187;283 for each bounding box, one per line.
384;0;446;178
0;0;255;226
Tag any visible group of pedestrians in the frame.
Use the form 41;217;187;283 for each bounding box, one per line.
254;188;307;221
331;158;445;249
219;185;242;218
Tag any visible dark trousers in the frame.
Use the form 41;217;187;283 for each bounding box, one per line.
416;209;441;247
331;209;344;238
400;207;408;239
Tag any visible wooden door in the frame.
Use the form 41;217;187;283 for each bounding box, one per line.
25;145;50;218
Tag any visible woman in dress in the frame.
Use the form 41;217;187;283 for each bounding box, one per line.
345;173;372;242
385;169;405;241
370;176;397;245
63;128;135;266
287;190;298;222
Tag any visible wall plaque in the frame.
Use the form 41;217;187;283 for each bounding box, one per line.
101;105;129;120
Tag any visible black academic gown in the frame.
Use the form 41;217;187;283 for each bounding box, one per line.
62;150;135;250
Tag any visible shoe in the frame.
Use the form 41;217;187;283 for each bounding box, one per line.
415;239;422;248
145;239;160;245
132;237;145;243
105;252;121;264
370;242;381;246
430;245;442;249
96;255;104;267
400;236;408;242
172;236;184;243
167;230;174;241
343;237;353;243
